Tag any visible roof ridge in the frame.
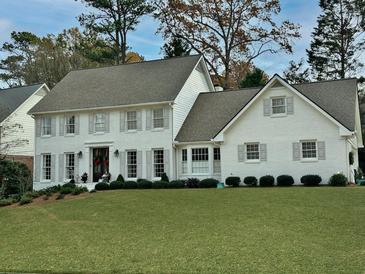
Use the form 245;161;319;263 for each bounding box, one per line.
0;83;43;92
293;78;358;86
199;87;261;95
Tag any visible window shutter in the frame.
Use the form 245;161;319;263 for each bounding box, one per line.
263;99;271;116
51;117;56;136
75;115;80;135
163;108;170;129
287;97;294;115
293;142;300;161
238;145;245;162
88;114;94;134
74;153;79;180
120;112;125;132
146;150;152;179
58;154;64;182
318;141;326;160
146;110;152;130
137;151;142;178
137;111;142;131
104;113;110;133
34;155;41;181
120;151;126;178
35;118;41;137
59;116;64;136
164;149;170;177
260;144;267;161
51;154;56;182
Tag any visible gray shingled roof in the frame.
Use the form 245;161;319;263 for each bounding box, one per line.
175;78;358;142
29;55;202;114
0;84;44;123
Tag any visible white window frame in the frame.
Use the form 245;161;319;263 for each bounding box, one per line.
126;111;137;131
41;117;52;136
94;113;106;133
127;150;137;179
213;147;221;174
271;97;287;116
153;149;164;178
245;143;260;162
191;147;209;174
152;108;164;129
42;154;51;181
181;149;188;174
301;140;318;161
65;115;75;135
65;153;75;180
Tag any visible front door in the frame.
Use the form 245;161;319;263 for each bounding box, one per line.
92;147;109;182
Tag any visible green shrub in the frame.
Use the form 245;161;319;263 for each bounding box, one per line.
329;174;347;186
167;180;185;188
110;181;123;189
44;185;62;194
60;187;74;194
95;182;110;191
243;176;258;186
277;175;295;186
225;177;241;187
19;194;32;205
186;178;199;188
89;189;97;193
161;173;169;183
198;178;219;188
122;181;138;189
259;175;274;187
116;174;125;182
63;182;76;189
71;187;88;195
137;179;152;189
0;198;14;207
301;175;322;186
0;160;32;196
56;193;65;200
152;181;168;189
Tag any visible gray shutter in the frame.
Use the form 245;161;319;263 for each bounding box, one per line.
260;144;267;161
51;154;56;182
58;154;64;182
137;111;142;131
238;145;245;162
74;153;79;180
75;115;80;135
35;118;41;137
34;155;41;181
51;117;56;136
59;116;64;136
146;150;152;179
164;149;170;177
146;110;152;130
293;142;300;161
120;112;125;132
263;99;271;116
104;113;110;133
137;151;142;178
120;151;126;178
287;97;294;115
318;141;326;160
88;114;94;134
163;108;170;129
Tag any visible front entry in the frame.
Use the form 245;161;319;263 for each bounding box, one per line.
92;147;109;182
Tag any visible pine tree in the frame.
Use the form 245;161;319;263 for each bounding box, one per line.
239;68;268;88
307;0;365;80
162;37;191;58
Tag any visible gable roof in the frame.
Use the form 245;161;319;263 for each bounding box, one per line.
0;83;44;123
175;78;358;142
29;55;203;114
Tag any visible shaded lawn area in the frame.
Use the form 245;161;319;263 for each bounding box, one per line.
0;188;364;274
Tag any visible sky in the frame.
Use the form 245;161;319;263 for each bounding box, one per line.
0;0;321;86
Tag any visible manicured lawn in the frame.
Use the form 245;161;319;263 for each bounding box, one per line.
0;187;364;274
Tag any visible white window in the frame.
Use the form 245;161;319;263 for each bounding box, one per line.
42;117;52;136
301;141;317;159
153;108;164;129
214;147;221;161
213;147;221;174
127;151;137;178
65;115;75;134
94;113;105;132
42;154;51;180
192;148;209;174
181;149;188;174
127;111;137;131
153;149;164;177
65;153;75;179
246;143;259;160
271;97;286;114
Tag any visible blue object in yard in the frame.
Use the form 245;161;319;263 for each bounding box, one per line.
356;179;365;186
217;182;225;189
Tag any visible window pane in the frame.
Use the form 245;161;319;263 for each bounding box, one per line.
302;141;317;158
65;153;75;179
95;113;105;132
246;143;259;160
192;148;209;173
153;149;164;177
127;111;137;130
66;115;75;134
127;151;137;178
42;154;51;180
153;109;164;128
271;97;286;114
42;117;52;135
214;148;221;160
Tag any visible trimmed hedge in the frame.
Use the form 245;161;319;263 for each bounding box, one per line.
259;175;275;187
116;174;125;182
277;175;295;186
186;178;199;188
63;182;76;189
71;187;88;195
19;194;33;205
110;181;123;190
198;178;219;188
60;187;74;194
95;182;110;191
225;177;241;187
0;198;14;207
243;176;258;186
152;181;168;189
137;179;153;189
167;180;185;188
301;175;322;186
161;173;169;183
122;181;138;189
329;174;347;186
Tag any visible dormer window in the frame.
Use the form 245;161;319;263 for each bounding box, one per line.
271;97;286;115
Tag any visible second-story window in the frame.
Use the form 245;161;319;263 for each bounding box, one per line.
127;111;137;131
65;115;75;134
153;108;164;129
94;113;105;132
271;97;286;114
42;117;52;136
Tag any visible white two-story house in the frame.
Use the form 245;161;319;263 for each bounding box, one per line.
29;55;363;189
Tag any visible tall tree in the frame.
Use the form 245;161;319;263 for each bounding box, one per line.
162;37;191;58
154;0;300;89
283;59;311;84
239;67;268;88
78;0;154;64
307;0;365;80
0;119;28;160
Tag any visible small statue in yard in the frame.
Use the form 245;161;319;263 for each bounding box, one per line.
81;172;88;183
102;171;111;183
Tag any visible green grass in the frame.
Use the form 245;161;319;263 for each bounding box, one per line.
0;188;364;274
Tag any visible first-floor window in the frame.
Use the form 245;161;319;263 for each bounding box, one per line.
65;153;75;179
192;148;209;173
127;150;137;178
42;116;52;136
246;143;260;160
65;115;75;134
42;154;51;180
181;149;188;174
301;141;317;159
213;147;221;174
153;149;164;177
